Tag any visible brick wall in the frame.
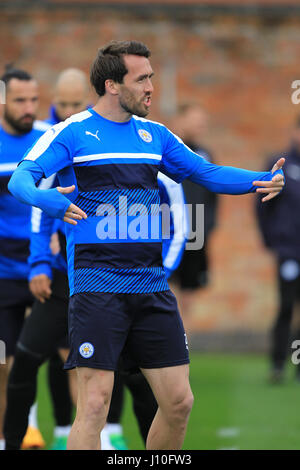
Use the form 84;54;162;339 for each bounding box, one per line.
1;4;299;334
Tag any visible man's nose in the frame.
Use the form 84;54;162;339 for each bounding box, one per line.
65;106;76;118
145;78;153;93
24;100;37;115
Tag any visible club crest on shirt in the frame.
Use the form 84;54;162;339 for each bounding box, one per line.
79;342;94;358
138;129;152;143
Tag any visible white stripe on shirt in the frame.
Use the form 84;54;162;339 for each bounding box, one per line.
33;120;51;132
25;110;92;162
158;172;189;270
73;153;162;163
0;162;18;173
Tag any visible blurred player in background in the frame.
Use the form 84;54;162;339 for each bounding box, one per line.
171;104;218;322
43;67;90;449
256;116;300;384
0;66;49;450
46;68;90;125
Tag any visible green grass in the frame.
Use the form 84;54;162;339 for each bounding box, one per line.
37;353;300;450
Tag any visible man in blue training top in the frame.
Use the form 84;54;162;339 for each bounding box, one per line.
8;40;285;450
0;66;49;450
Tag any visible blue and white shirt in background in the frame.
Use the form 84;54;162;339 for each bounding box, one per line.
0;120;49;279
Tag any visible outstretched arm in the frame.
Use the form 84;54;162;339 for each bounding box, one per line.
188;157;284;200
160;127;285;199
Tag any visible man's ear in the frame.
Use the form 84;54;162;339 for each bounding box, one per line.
105;79;119;96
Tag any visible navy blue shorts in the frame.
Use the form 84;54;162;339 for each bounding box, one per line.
64;290;189;371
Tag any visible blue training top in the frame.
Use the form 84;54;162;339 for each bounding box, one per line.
28;171;188;282
8;108;283;294
0;120;49;279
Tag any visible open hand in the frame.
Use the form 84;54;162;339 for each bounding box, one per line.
253;157;285;202
56;185;87;225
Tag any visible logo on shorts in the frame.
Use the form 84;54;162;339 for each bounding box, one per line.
79;342;94;358
138;129;152;143
184;334;189;351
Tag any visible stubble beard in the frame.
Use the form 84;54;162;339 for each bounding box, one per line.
119;90;149;118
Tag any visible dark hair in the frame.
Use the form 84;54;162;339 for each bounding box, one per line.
1;64;33;87
90;40;151;97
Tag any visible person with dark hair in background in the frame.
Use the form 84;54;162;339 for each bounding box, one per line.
257;116;300;384
42;67;90;450
0;66;49;450
8;40;284;450
171;104;218;320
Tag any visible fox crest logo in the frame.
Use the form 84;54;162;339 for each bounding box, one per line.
138;129;152;143
79;342;94;358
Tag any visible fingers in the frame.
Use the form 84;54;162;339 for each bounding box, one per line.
272;174;284;183
256;186;282;193
57;185;76;195
261;192;279;203
271;157;285;174
66;203;87;219
29;276;52;303
63;216;78;226
63;203;87;225
253;176;284;187
255;170;284;202
56;186;87;225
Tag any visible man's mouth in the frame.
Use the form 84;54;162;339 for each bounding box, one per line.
143;96;151;107
21;116;34;122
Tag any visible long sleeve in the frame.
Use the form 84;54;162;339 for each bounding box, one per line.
29;174;58;280
8;160;71;219
160;126;283;194
8;117;77;218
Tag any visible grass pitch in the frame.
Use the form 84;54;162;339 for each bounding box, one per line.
37;353;300;450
